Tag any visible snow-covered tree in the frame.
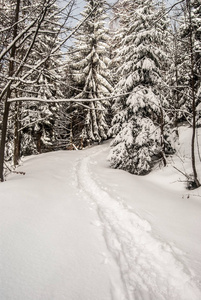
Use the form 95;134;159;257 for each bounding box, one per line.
178;0;201;188
109;0;174;175
191;0;201;124
166;24;187;133
0;0;75;181
18;1;66;155
69;0;113;147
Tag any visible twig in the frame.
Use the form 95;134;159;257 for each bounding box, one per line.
4;162;25;176
173;165;190;180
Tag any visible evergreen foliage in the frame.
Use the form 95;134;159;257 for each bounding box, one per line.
109;0;174;175
69;0;113;147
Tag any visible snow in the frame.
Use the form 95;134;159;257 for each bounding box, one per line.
0;126;201;300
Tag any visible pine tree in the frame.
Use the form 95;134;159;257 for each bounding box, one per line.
69;0;113;147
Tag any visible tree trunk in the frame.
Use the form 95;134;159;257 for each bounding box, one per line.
36;131;42;154
13;101;21;166
0;0;21;182
174;29;180;138
159;106;167;167
187;0;200;188
0;101;11;181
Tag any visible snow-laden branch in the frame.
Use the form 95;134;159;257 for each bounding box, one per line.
154;0;185;24
0;15;30;34
7;93;130;103
51;2;99;54
1;1;98;101
0;2;50;101
6;80;199;106
18;115;50;132
0;19;38;62
10;1;85;93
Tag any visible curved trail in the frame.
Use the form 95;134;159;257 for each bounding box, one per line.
76;148;201;300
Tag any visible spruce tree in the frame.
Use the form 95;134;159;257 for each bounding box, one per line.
69;0;113;147
109;0;174;175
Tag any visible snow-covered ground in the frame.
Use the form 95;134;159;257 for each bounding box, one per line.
0;126;201;300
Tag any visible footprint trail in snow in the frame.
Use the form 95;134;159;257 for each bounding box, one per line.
76;150;201;300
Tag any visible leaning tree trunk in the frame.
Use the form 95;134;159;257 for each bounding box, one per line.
0;0;21;182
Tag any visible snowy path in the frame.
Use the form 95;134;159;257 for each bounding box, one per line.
0;152;115;300
76;147;201;300
0;142;201;300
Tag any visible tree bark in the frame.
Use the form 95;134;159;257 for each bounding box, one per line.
159;106;167;167
173;26;180;138
187;0;200;188
13;101;21;166
0;0;21;181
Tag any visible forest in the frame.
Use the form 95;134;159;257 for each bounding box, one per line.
0;0;200;187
